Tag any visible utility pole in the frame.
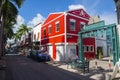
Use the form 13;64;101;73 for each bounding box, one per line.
114;0;120;24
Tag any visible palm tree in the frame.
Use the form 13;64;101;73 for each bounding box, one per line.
17;24;31;35
14;24;31;50
15;24;31;42
0;0;24;57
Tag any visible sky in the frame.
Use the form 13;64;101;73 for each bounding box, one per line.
14;0;117;32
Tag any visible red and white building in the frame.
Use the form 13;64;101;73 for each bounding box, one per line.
41;9;90;61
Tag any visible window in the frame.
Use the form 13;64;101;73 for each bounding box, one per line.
90;46;94;52
70;19;76;31
34;34;36;41
101;30;104;38
43;28;46;37
84;45;94;52
80;22;85;30
86;46;89;52
56;21;60;32
48;25;52;34
106;35;110;40
37;32;39;40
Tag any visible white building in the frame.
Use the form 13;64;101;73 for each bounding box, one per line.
32;23;42;49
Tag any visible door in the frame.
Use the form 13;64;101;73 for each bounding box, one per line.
48;46;53;59
97;47;103;59
56;45;64;61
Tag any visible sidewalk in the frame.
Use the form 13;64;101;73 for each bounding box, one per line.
0;57;7;80
46;57;120;80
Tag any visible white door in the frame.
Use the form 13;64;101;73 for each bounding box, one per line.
48;46;53;59
56;45;64;61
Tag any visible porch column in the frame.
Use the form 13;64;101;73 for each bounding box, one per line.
78;33;84;62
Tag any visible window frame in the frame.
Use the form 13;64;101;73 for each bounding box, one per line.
70;19;76;31
55;21;60;32
43;28;46;37
84;45;94;52
80;22;85;30
48;25;52;34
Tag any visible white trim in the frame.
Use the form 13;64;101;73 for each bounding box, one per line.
41;33;78;41
48;25;52;27
70;19;76;22
42;14;64;27
84;45;94;52
55;21;60;24
81;22;85;24
55;43;65;45
64;12;67;61
66;43;77;45
68;13;89;21
67;33;78;36
46;43;52;46
41;33;65;40
34;22;42;28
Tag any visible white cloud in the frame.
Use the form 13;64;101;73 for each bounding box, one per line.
13;15;25;32
68;4;86;11
100;13;117;25
27;13;45;28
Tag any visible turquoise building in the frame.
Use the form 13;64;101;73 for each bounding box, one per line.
78;21;119;65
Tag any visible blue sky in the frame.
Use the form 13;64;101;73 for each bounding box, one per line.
14;0;117;31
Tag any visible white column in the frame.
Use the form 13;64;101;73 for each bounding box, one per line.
64;12;67;61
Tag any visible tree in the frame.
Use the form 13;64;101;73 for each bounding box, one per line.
14;24;31;42
0;0;24;57
17;24;31;35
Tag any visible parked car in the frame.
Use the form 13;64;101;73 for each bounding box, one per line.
28;50;37;59
36;51;51;62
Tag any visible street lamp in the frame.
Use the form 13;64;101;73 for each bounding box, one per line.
114;0;120;24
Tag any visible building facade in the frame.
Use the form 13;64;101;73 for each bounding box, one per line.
41;9;90;61
32;23;42;50
78;21;119;64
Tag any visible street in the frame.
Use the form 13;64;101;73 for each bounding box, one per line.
5;55;93;80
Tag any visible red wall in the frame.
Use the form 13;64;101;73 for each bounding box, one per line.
41;14;65;45
66;14;89;43
83;37;96;59
41;14;65;59
40;9;90;60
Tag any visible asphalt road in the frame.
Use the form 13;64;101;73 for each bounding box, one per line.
5;55;93;80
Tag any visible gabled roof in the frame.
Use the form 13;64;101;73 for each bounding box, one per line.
42;12;64;27
67;9;90;19
42;9;90;27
